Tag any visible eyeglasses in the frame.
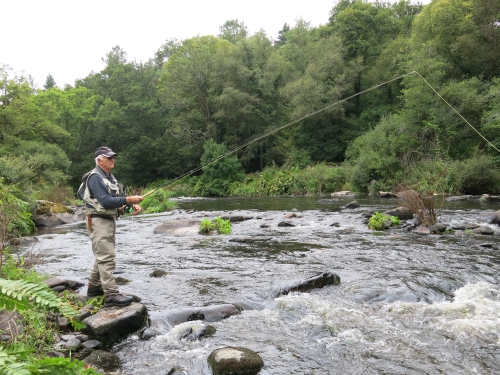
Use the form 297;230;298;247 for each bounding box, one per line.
106;156;116;160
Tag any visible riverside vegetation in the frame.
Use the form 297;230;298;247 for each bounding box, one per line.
1;0;500;371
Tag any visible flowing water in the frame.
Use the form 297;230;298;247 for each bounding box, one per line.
22;196;500;374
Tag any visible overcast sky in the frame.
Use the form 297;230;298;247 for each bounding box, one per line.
3;0;430;88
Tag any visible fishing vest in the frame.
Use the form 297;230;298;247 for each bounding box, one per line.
82;167;125;218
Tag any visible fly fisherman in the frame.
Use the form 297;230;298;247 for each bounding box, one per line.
82;146;144;307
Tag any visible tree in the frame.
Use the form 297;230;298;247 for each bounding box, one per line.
43;74;57;89
218;20;248;44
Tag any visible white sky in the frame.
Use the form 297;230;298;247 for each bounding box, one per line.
2;0;430;88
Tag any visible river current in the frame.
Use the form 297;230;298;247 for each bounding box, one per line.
25;196;500;374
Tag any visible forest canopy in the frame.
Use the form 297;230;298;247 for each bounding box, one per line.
1;0;499;204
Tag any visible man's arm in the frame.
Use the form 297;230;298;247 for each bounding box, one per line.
87;174;126;209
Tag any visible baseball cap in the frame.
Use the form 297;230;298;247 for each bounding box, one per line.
95;146;117;158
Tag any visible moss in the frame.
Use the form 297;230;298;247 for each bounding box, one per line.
34;200;74;215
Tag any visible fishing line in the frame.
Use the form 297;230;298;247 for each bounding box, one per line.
143;71;498;198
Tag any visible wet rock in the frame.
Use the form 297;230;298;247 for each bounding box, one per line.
64;338;81;350
414;226;431;235
473;226;494;235
260;224;270;228
153;220;200;235
430;223;447;233
208;346;264;375
151;304;240;329
150;269;168;277
479;210;500;225
72;347;93;360
32;201;85;227
445;195;474;201
451;223;479;230
220;216;251;222
75;309;92;321
52;285;66;293
44;278;85;292
140;327;159;340
0;335;12;342
84;350;121;370
57;315;68;330
83;303;148;344
115;276;130;285
479;194;500;203
187;324;216;341
279;272;341;296
379;191;398;198
278;221;295;227
344;201;360;209
383;207;414;220
330;222;340;227
331;191;354;196
82;339;100;349
283;213;298;219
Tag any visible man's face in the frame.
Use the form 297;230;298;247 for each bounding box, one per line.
100;155;115;173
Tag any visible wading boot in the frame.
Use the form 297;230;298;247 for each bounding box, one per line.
104;294;134;308
87;285;104;297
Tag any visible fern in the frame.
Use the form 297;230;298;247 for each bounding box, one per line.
29;357;100;374
0;279;83;327
0;349;30;375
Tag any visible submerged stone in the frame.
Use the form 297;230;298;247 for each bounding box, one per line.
208;347;264;375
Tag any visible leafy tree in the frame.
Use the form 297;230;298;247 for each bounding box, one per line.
43;74;57;89
195;139;244;196
218;20;248;44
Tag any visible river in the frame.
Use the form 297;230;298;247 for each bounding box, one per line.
26;195;500;374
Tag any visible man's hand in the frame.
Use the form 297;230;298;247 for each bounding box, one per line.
131;204;142;215
126;195;144;205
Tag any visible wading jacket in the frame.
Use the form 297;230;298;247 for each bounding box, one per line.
83;166;127;218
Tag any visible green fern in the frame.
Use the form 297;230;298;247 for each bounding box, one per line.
0;349;31;375
29;356;99;374
0;279;83;328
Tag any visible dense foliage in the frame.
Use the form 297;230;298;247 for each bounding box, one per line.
0;0;499;221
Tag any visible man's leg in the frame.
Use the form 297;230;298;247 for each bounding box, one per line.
89;217;119;295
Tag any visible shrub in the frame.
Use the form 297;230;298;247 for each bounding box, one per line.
454;154;500;194
368;212;390;230
397;188;437;226
141;189;177;214
291;164;346;195
199;217;232;234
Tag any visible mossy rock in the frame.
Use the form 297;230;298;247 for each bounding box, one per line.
208;347;264;375
34;200;74;215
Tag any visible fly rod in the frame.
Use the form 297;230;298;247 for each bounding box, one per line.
142;70;499;198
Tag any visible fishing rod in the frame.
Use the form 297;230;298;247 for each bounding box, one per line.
142;70;499;198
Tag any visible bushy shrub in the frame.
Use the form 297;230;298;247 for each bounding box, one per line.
290;164;346;195
254;167;299;195
454;154;500;194
141;189;177;214
199;217;232;234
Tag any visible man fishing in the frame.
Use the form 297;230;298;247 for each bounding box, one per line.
82;146;144;307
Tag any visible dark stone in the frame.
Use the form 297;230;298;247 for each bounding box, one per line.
344;201;360;209
330;222;340;227
479;210;500;225
83;339;100;349
115;276;130;285
77;334;90;342
45;278;66;288
153;220;200;235
64;338;81;350
51;285;66;293
150;269;168;277
75;309;92;321
383;207;414;221
260;224;270;228
279;272;341;296
430;223;447;233
0;311;24;340
278;221;295;227
84;350;121;370
473;226;494;235
208;347;264;375
72;347;93;360
187;324;216;341
58;316;68;330
220;216;248;222
0;335;12;342
45;351;65;358
140;328;159;340
83;303;148;344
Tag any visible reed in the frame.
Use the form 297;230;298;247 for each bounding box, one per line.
397;188;437;226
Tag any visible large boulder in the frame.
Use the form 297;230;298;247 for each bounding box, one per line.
153;220;200;235
32;200;85;227
383;207;414;220
479;194;500;203
479;210;500;225
83;303;147;344
278;272;340;296
208;347;264;375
